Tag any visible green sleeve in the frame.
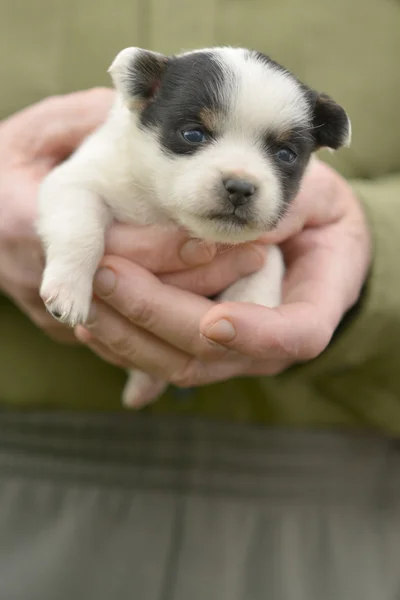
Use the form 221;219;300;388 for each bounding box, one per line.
290;174;400;433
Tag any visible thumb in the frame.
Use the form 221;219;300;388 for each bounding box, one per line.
199;231;353;361
200;301;331;362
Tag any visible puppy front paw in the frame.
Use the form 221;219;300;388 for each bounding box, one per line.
40;267;93;327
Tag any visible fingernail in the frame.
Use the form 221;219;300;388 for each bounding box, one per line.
94;267;116;296
237;245;265;275
180;239;216;266
86;303;97;326
203;319;236;343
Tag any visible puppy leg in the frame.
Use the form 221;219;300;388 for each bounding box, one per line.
38;184;111;327
218;244;284;308
122;370;168;409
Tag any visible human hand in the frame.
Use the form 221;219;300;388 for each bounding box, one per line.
75;158;371;395
0;89;114;342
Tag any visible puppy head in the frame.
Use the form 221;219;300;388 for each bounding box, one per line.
109;47;351;243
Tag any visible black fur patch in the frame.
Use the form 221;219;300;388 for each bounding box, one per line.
139;52;226;155
126;50;168;102
308;91;350;150
251;51;319;205
265;128;314;205
253;51;350;151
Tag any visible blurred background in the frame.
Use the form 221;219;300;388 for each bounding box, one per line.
1;0;397;180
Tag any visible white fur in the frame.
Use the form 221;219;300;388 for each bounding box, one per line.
37;46;314;408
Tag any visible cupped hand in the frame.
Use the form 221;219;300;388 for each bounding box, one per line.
75;159;372;397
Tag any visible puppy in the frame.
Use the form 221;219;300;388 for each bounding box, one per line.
37;46;351;408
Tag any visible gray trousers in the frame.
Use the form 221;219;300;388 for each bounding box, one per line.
0;409;399;600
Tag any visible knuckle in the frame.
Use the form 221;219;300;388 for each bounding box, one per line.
197;339;229;362
191;269;216;295
108;332;137;359
169;358;204;389
253;309;333;363
300;322;332;361
145;254;164;274
125;296;155;330
256;333;287;360
104;354;130;369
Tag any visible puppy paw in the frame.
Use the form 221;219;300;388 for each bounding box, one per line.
122;370;168;409
40;267;93;327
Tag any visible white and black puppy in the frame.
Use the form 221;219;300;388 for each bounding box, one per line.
37;46;351;407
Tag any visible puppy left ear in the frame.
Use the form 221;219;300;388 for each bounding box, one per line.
310;92;352;151
108;47;169;110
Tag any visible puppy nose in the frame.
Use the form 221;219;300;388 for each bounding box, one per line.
223;178;256;207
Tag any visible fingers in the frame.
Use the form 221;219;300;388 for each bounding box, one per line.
4;88;115;164
200;225;361;362
281;227;352;324
75;257;253;387
13;294;78;344
105;224;264;283
75;327;133;368
91;258;226;359
161;244;265;295
201;301;331;362
76;304;248;388
105;223;217;272
43;325;79;344
80;299;195;380
200;166;370;365
76;300;233;387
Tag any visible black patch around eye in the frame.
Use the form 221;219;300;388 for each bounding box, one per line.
265;128;314;204
139;52;226;156
163;125;212;156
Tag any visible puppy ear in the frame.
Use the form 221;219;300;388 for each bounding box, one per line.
309;91;351;151
108;47;168;110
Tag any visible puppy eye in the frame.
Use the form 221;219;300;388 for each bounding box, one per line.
181;128;207;144
276;147;297;164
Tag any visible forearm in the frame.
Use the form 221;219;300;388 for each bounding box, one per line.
287;173;400;433
331;173;400;362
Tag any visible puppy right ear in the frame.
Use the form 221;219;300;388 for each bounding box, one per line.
108;47;169;110
309;91;352;151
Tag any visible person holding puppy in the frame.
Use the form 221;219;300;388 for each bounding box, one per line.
0;1;399;598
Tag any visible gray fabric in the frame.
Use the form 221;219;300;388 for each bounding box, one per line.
0;409;399;600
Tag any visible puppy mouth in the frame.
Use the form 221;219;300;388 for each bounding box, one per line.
207;211;252;227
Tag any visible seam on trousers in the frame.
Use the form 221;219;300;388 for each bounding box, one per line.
160;495;186;600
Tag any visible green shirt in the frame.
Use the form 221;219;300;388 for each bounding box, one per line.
1;0;400;433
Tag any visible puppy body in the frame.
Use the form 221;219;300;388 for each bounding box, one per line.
37;46;350;407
